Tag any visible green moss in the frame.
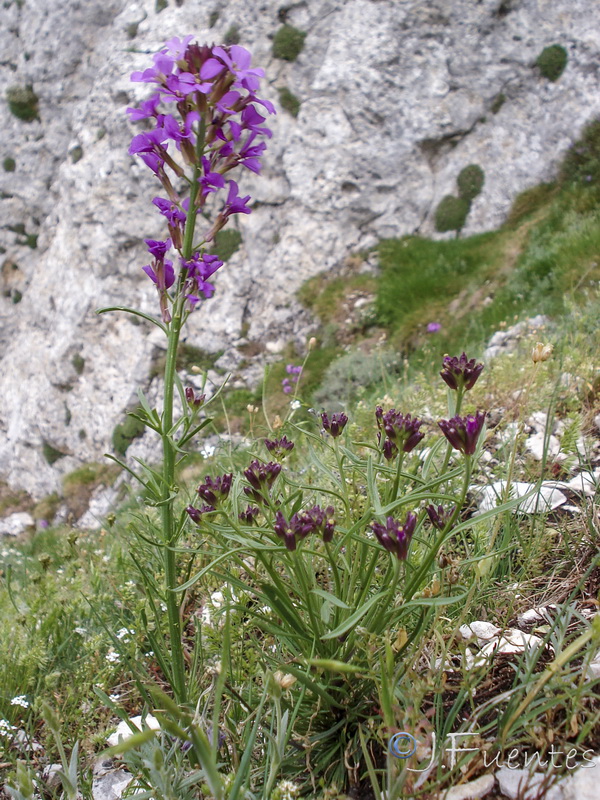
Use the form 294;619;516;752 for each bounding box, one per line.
490;93;506;114
208;10;219;27
224;25;240;45
63;463;120;518
6;85;39;122
126;21;140;39
155;0;168;12
3;157;16;172
278;87;301;117
71;354;85;375
70;145;83;164
434;195;470;235
457;165;485;202
536;44;568;82
112;408;146;456
272;25;306;61
214;229;242;261
11;289;22;304
32;493;60;522
42;441;67;465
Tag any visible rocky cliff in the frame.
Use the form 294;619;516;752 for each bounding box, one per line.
0;0;598;498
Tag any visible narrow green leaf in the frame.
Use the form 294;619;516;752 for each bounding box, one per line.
96;305;168;333
310;588;351;609
321;592;384;640
307;659;370;676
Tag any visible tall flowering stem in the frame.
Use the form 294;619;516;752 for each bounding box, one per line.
100;37;274;705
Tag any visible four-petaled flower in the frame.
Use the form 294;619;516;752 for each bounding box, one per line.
371;513;417;561
440;353;484;392
438;411;486;456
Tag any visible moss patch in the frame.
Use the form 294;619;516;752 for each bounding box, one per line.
3;157;16;172
278;87;301;117
112;408;146;456
6;85;39;122
213;229;242;261
272;25;306;61
63;463;120;519
224;25;240;45
536;44;568;82
434;195;470;235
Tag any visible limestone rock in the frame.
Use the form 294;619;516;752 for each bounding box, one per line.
0;2;599;496
442;773;495;800
0;511;34;537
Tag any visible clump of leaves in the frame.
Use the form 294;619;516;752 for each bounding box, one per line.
536;44;568;82
6;85;39;122
278;86;301;117
272;24;306;61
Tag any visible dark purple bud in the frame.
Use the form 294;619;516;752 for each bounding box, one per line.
239;505;260;524
371;512;417;560
438;411;486;456
264;435;295;460
185;387;205;407
440;353;484;392
321;412;348;438
197;473;232;506
382;439;398;461
426;504;456;531
243;460;281;491
273;511;297;551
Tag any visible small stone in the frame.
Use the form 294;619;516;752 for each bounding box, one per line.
496;766;561;800
459;621;501;644
524;432;561;460
106;714;160;747
443;773;495;800
473;481;567;515
92;769;134;800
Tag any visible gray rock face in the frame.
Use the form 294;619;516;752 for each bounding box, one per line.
1;0;599;497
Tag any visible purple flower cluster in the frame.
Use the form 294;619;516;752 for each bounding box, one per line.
243;459;282;503
197;473;233;506
375;407;425;459
438;411;486;456
440;353;484;392
264;435;295;460
127;39;274;318
371;512;417;561
321;412;348;438
282;364;302;394
426;503;456;531
274;505;336;551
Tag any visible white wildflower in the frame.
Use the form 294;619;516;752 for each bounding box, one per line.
0;718;16;736
116;627;135;641
10;695;29;708
106;650;121;664
201;444;216;458
290;400;301;410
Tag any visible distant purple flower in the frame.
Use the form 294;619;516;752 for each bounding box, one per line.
371;513;417;560
375;407;425;453
281;379;293;394
426;503;456;531
438;411;486;456
440;353;484;392
321;412;348;438
427;322;441;333
197;473;233;506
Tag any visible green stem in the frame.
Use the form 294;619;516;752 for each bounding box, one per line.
333;439;351;521
440;387;464;476
388;451;405;505
159;121;206;706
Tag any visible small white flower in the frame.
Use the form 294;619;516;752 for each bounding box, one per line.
201;444;216;458
10;696;29;708
144;650;154;658
0;718;16;736
106;650;121;664
160;602;167;612
109;693;121;702
116;627;135;641
290;400;301;410
74;626;87;636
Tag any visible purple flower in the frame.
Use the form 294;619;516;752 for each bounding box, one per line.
272;505;335;551
243;459;281;503
426;504;456;531
142;259;175;290
427;322;441;333
382;438;398;461
185;387;205;407
197;473;233;507
321;412;348;438
240;104;272;138
145;238;171;260
304;505;336;543
438;411;486;456
281;378;293;394
239;505;260;524
238;132;267;173
375;407;425;454
371;513;417;560
152;197;186;226
265;435;294;460
440;353;484;392
126;94;161;121
186;504;216;523
213;45;265;93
